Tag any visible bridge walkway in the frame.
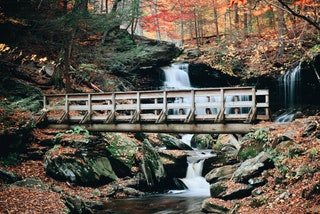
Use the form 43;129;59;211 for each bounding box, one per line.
40;87;270;134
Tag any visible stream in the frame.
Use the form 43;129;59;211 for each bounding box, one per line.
102;149;213;214
102;194;207;214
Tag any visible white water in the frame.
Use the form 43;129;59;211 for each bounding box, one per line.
181;134;193;147
275;63;302;122
279;63;301;108
275;112;296;122
162;63;211;196
180;159;210;196
162;63;191;89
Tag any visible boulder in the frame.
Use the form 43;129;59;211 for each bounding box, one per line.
140;139;166;188
158;134;193;150
210;182;228;198
302;122;317;137
64;195;97;214
103;132;138;172
218;182;254;200
216;134;241;151
44;145;117;186
201;198;233;214
134;35;182;67
275;140;295;154
0;168;22;183
232;151;272;183
186;48;202;58
191;134;214;149
158;149;188;178
205;163;240;184
13;178;49;190
202;150;239;176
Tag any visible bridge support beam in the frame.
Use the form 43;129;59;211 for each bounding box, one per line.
47;123;254;134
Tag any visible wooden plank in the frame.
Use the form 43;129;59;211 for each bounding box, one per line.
91;105;113;110
224;101;253;107
256;103;269;108
47;123;253;134
256;89;269;95
140;103;164;110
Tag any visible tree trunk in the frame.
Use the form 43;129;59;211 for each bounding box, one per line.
234;4;239;28
180;6;185;46
111;0;121;12
63;29;76;93
244;11;248;37
194;8;199;48
277;3;285;57
153;0;161;40
213;7;219;40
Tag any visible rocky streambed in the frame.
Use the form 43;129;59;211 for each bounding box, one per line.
1;116;320;213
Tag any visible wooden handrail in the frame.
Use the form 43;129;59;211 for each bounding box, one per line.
41;87;270;126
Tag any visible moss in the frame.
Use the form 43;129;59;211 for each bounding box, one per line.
104;133;138;169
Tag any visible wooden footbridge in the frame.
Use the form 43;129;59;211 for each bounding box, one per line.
40;87;270;134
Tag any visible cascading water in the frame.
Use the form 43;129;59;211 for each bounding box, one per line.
279;62;301;108
179;153;212;196
161;63;211;196
162;63;209;115
162;63;191;89
275;63;302;122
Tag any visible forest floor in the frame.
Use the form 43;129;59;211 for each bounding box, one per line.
0;115;320;213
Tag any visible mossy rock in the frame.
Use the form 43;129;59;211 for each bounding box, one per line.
44;146;117;185
140;139;166;188
103;133;139;169
191;134;214;149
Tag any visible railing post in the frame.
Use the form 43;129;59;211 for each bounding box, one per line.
38;95;48;123
178;97;184;115
80;94;92;123
265;90;270;118
206;96;211;114
234;95;239;114
105;93;115;123
130;92;140;123
246;88;257;123
216;88;225;122
156;91;167;123
191;90;195;113
252;88;256;108
154;98;158;115
58;94;69;123
43;95;47;110
185;89;195;123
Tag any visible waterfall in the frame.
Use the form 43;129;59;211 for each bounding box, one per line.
162;63;208;115
275;63;302;122
180;159;210;196
279;62;301;108
162;63;191;89
162;63;210;196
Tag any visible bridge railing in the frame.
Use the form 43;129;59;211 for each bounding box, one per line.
42;87;269;124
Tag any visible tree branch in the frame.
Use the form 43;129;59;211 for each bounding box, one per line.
277;0;320;31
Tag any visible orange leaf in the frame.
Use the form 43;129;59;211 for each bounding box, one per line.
229;0;246;7
253;5;272;16
294;0;311;5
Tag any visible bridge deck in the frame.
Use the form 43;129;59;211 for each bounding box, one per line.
41;87;270;133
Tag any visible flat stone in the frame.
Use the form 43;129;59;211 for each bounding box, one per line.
232;151;271;183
